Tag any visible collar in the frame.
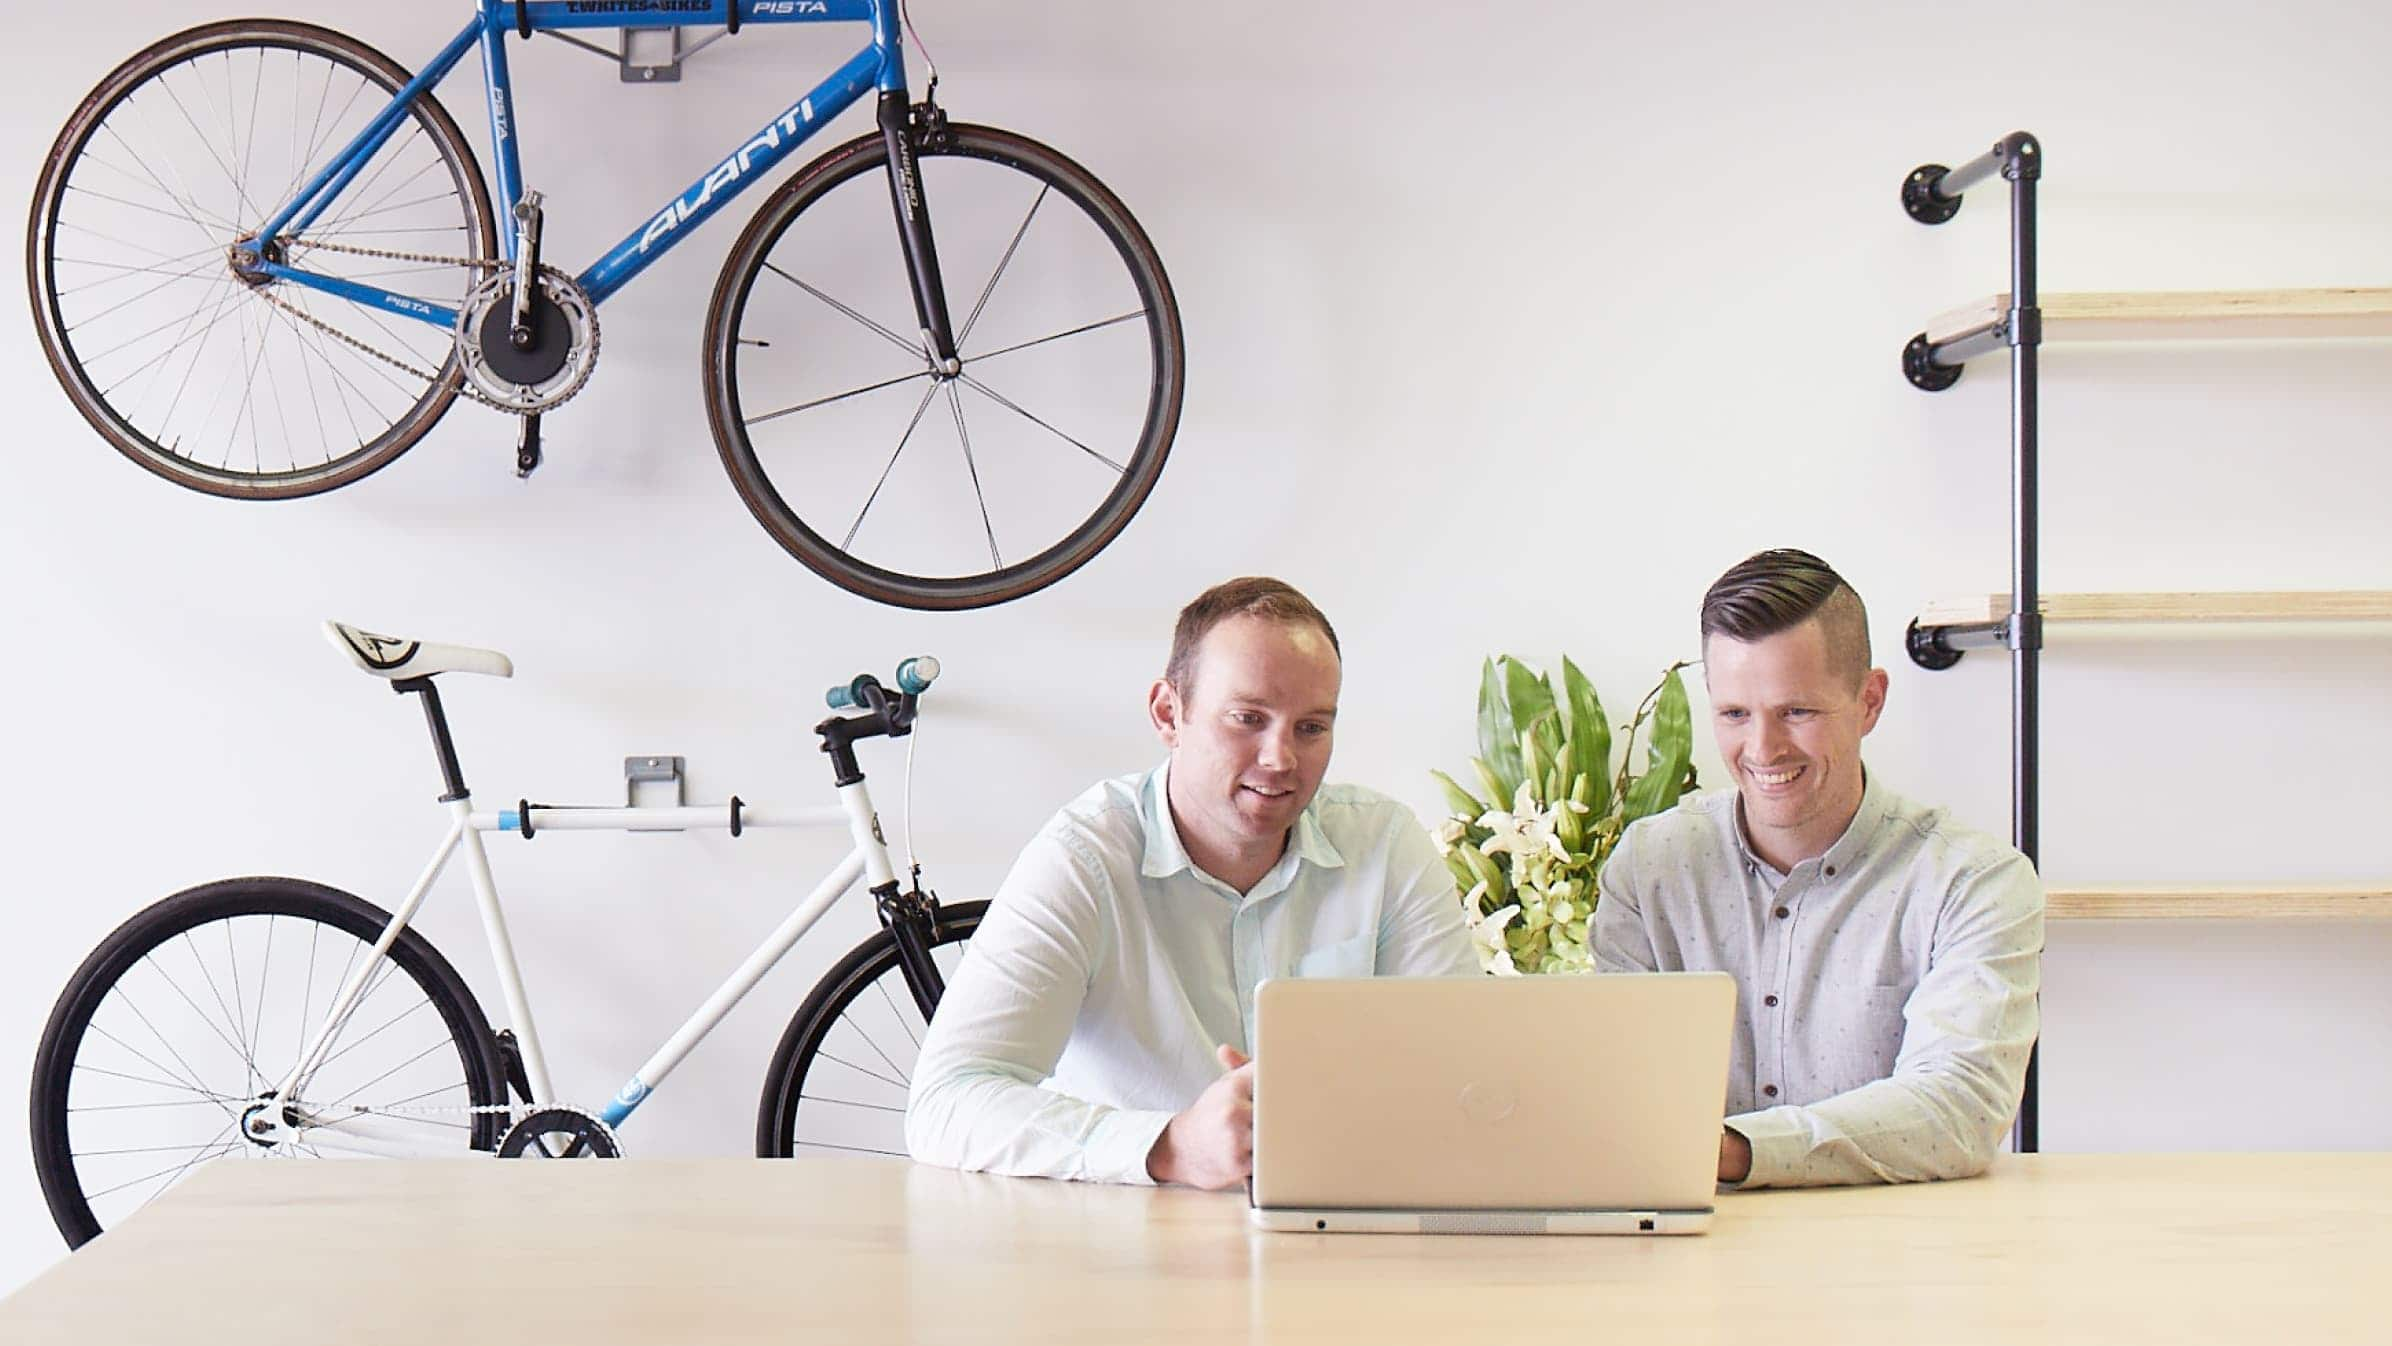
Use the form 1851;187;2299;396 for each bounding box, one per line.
1731;767;1888;878
1137;759;1347;883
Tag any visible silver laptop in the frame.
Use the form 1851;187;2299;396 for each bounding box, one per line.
1249;972;1735;1234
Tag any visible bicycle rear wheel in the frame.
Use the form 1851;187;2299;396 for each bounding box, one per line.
705;124;1184;610
754;900;984;1157
29;877;506;1248
27;20;497;498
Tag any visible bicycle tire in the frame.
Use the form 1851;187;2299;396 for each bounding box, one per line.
754;900;985;1157
30;876;507;1248
27;20;497;498
705;124;1184;610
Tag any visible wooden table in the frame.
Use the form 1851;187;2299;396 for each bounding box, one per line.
3;1153;2382;1343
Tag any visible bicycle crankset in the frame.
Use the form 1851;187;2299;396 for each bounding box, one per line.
454;267;600;415
497;1106;623;1159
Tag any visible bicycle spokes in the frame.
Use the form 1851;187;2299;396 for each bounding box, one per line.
715;129;1175;604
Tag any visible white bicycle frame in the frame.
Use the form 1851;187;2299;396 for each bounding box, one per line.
265;780;906;1158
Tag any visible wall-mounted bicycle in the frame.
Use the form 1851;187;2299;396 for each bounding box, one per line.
31;622;979;1247
28;1;1185;609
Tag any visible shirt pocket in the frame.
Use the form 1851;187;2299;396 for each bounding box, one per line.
1294;933;1374;979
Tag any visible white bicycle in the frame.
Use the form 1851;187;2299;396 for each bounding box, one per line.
30;622;980;1247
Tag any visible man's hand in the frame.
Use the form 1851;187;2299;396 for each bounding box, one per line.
1718;1127;1752;1184
1146;1045;1254;1189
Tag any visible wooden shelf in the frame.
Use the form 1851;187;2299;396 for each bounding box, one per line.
1915;590;2392;627
1924;287;2392;346
2049;886;2392;920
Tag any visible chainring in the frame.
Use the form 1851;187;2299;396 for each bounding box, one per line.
454;268;600;414
497;1105;623;1159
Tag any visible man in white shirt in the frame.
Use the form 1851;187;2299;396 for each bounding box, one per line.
1593;549;2044;1188
906;577;1478;1187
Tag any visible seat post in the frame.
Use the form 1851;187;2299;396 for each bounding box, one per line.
391;676;471;802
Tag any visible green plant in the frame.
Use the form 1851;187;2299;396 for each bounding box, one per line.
1431;656;1698;974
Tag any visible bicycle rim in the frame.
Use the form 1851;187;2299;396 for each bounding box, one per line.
28;21;495;497
708;126;1184;609
756;901;984;1157
30;879;504;1247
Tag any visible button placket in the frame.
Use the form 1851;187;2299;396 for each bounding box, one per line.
1762;878;1803;1111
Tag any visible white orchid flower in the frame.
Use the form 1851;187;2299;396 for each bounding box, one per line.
1476;803;1567;862
1466;903;1524;977
1432;816;1469;855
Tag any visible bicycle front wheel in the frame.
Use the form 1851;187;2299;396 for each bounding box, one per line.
705;125;1184;610
27;20;497;498
754;900;985;1157
30;877;506;1248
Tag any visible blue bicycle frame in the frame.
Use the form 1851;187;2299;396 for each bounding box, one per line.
243;1;909;333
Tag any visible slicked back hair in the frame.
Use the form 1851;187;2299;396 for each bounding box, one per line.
1699;549;1872;686
1165;577;1340;698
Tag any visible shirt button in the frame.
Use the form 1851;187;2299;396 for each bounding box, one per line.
1774;905;1790;919
1764;994;1779;1007
1763;1085;1779;1098
1824;865;1837;877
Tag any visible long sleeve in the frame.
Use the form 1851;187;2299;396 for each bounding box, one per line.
1376;820;1481;977
1727;852;2044;1188
904;831;1175;1185
1590;828;1660;975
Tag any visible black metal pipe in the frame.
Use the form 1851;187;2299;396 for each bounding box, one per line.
2003;136;2043;1156
1928;326;2009;369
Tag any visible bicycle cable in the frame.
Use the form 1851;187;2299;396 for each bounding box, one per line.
901;0;941;104
902;707;922;880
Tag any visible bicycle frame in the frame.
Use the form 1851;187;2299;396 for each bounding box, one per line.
270;780;910;1158
244;0;911;330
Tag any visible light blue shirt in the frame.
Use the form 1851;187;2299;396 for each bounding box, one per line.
906;761;1479;1183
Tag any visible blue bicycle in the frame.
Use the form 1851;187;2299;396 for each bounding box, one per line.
28;1;1184;609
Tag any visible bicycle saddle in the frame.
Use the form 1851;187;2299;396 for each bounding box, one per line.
324;621;513;680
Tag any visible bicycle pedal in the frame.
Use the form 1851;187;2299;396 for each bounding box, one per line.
515;414;543;478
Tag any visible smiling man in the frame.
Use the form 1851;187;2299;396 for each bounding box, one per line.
906;577;1477;1187
1592;549;2043;1188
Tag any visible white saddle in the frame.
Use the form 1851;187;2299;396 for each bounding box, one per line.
324;621;513;681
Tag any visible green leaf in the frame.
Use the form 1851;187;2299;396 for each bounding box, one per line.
1429;769;1487;820
1520;727;1553;808
1476;658;1523;793
1459;844;1508;908
1469;757;1510;819
1506;660;1560;761
1622;664;1694;824
1556;656;1612;818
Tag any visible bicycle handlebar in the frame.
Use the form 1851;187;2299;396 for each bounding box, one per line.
825;656;941;710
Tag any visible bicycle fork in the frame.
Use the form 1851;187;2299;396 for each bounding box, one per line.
877;881;950;1020
877;92;960;372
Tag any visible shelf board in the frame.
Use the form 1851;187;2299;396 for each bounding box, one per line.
1915;591;2392;627
1923;287;2392;346
2049;886;2392;920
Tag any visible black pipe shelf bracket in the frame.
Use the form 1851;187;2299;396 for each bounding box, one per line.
1900;133;2043;393
1899;130;2045;1155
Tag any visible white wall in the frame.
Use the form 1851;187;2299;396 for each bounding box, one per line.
6;0;2388;1295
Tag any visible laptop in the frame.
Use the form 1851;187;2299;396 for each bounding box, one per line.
1249;972;1736;1234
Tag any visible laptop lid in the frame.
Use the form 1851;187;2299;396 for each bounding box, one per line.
1250;973;1735;1216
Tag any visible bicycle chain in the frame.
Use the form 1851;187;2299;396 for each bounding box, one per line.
295;1096;619;1156
250;235;596;417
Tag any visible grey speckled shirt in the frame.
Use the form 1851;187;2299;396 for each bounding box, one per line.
1592;772;2042;1189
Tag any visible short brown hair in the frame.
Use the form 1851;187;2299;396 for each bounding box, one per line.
1165;577;1340;694
1699;549;1871;684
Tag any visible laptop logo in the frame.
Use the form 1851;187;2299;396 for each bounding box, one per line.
1457;1080;1518;1125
